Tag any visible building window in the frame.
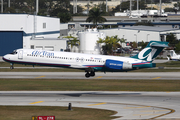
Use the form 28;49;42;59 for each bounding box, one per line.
43;23;46;29
31;45;34;49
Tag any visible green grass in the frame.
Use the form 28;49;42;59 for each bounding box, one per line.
131;69;180;72
0;106;118;120
0;62;33;67
0;79;180;91
156;61;180;67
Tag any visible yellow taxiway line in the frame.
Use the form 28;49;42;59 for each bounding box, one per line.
94;76;103;79
124;106;151;109
88;102;106;106
133;113;161;116
152;77;161;79
29;101;44;104
140;110;169;112
36;76;45;78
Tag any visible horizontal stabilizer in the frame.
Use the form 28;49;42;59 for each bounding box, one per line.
150;42;169;48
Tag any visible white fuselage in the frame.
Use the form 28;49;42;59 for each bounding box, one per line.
171;55;180;61
3;49;144;71
169;50;180;61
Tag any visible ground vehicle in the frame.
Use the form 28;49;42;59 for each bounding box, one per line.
130;51;139;57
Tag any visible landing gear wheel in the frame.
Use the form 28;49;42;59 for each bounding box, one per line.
10;66;14;69
10;63;14;69
90;71;95;76
85;72;90;78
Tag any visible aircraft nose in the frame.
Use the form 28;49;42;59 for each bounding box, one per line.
2;54;9;61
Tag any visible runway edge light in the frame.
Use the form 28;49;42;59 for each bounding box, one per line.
32;116;55;120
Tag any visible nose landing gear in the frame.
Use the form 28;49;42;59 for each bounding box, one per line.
10;63;14;69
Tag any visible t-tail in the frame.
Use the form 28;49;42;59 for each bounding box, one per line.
131;41;169;62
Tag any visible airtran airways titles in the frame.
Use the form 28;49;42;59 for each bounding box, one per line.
32;51;54;56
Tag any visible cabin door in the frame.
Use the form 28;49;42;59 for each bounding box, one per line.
18;50;23;59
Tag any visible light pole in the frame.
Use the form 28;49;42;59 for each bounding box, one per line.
36;0;39;15
106;0;108;12
160;0;162;16
137;0;139;13
8;0;10;7
75;0;77;13
130;0;132;16
147;34;150;42
1;0;3;13
134;34;137;48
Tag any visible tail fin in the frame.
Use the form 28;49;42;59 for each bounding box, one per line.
170;50;177;57
131;41;169;62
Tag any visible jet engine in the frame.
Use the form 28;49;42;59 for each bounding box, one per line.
105;59;132;70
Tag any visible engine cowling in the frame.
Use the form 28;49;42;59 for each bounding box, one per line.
105;59;132;70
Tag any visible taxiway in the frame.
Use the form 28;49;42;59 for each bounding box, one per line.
0;91;180;119
0;72;180;80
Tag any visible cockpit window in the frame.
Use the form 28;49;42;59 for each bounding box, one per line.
10;50;17;55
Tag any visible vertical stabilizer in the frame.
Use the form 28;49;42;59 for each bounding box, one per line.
131;41;169;62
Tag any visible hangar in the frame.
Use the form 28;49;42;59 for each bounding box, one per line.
0;31;23;56
0;14;67;56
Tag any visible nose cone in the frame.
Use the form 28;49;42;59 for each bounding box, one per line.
2;54;9;62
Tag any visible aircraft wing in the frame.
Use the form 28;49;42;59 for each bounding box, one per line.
70;64;88;69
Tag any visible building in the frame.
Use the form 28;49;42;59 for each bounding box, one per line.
99;26;180;47
0;14;67;56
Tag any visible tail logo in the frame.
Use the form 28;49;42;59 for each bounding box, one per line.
138;47;157;61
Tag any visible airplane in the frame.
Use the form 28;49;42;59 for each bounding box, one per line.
169;50;180;61
3;41;168;78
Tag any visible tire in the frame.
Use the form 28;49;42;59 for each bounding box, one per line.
85;73;90;78
10;66;14;69
90;72;95;76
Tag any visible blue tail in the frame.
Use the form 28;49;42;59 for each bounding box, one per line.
131;41;169;62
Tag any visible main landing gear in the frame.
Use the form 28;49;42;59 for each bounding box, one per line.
85;68;95;78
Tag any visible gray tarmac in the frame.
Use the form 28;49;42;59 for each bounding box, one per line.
0;91;180;119
0;70;180;119
0;72;180;80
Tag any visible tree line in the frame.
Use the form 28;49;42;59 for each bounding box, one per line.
2;0;180;23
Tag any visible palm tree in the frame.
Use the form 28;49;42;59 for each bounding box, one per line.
97;35;121;55
86;7;107;27
63;35;80;52
119;37;127;51
85;1;93;14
